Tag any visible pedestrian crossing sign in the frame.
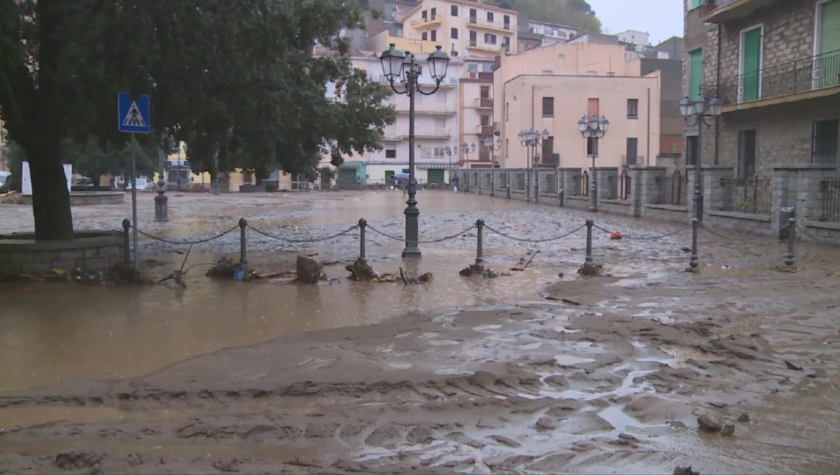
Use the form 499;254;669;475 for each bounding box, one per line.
117;93;150;133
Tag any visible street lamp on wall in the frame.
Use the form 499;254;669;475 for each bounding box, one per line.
483;137;503;195
578;115;609;212
680;93;722;222
380;43;450;258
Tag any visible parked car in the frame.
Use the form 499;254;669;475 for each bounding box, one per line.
125;177;154;191
0;171;12;193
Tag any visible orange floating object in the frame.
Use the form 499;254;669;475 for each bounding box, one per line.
609;230;623;240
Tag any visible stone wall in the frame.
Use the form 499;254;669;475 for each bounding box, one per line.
0;232;125;274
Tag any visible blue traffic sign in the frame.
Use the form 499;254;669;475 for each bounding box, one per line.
117;93;150;133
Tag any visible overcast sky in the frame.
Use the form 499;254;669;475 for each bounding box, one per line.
587;0;684;45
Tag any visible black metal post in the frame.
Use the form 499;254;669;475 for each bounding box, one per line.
507;171;511;199
239;218;248;272
475;219;485;266
584;219;594;269
122;219;131;265
402;67;421;258
690;218;699;270
359;218;367;263
785;217;796;267
694;120;703;221
154;133;169;221
590;153;598;212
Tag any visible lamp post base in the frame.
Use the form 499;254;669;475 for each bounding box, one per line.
402;247;422;258
154;191;168;223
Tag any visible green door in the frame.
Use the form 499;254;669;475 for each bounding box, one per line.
741;27;762;102
688;49;703;98
384;170;395;185
820;0;840;88
428;169;444;184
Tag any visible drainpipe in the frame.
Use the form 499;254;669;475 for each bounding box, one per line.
715;23;722;165
647;87;651;165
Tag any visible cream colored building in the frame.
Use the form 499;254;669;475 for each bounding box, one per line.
399;0;518;59
494;42;662;170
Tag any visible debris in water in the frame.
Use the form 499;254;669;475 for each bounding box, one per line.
296;255;325;284
697;414;722;433
609;230;622;240
206;257;238;279
578;264;607;277
720;424;735;436
399;267;433;285
673;466;700;475
346;258;377;281
511;250;538;271
459;264;498;278
772;265;797;273
784;359;804;371
737;413;750;423
159;245;193;288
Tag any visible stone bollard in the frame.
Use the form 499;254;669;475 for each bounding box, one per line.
689;218;699;270
359;218;367;264
475;219;485;267
122;219;131;265
785;217;796;267
239;218;248;273
584;219;594;270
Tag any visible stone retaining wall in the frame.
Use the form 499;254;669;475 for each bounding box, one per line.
19;192;125;206
0;232;125;274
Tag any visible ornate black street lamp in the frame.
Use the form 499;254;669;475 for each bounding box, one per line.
518;127;549;202
578;115;609;212
680;93;722;221
483;137;502;195
380;44;450;258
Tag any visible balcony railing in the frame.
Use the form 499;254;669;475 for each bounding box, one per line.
698;0;783;23
411;15;441;27
411;127;452;138
395;103;457;114
720;177;773;215
475;98;494;109
476;125;494;136
468;16;512;31
468;41;503;53
703;50;840;108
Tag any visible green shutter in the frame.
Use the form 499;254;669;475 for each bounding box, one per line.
741;28;761;101
690;0;702;9
689;49;703;98
819;0;840;88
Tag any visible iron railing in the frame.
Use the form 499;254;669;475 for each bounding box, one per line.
514;172;525;191
720;176;772;215
543;173;557;194
581;170;589;197
657;170;688;206
819;178;840;222
619;170;632;200
703;50;840;106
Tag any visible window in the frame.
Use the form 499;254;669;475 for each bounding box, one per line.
480;86;490;99
542;97;554;117
422;32;428;40
431;29;436;41
480;115;490;126
421;10;427;20
487;11;494;22
686;136;699;166
586;137;599;156
738;130;757;179
451;27;458;39
542;136;554;165
504;14;510;28
688;48;703;98
689;0;702;9
469;8;476;21
812;119;839;164
434;147;446;157
587;98;600;117
739;25;762;102
435;117;447;128
451;5;458;16
430;7;436;19
627;99;639;118
470;30;477;45
484;33;497;44
386;148;397;158
505;102;509;121
626;138;638;165
503;36;511;49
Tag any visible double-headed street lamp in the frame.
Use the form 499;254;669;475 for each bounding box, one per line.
461;141;476;160
518;128;549;202
680;93;722;221
578;115;609;212
380;44;450;258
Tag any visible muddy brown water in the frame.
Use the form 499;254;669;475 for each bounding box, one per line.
2;191;840;473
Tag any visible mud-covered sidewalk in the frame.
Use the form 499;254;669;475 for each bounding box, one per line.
2;269;840;474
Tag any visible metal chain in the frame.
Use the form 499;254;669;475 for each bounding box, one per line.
132;225;239;246
592;223;687;241
248;224;359;243
483;223;586;243
418;225;476;244
365;224;405;241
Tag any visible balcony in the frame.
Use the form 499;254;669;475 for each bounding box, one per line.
467;16;513;33
395;103;457;115
475;98;494;109
411;15;442;29
476;124;494;136
468;42;504;53
698;0;784;23
410;128;452;138
702;50;840;112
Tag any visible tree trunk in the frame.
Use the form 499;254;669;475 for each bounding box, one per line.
29;141;74;240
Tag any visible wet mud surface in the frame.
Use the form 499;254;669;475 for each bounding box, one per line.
2;191;840;473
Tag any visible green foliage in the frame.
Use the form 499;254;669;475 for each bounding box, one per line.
496;0;601;33
0;0;394;238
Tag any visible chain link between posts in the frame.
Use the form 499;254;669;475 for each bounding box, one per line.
483;223;586;243
132;225;239;246
365;224;477;244
248;224;360;243
592;223;688;241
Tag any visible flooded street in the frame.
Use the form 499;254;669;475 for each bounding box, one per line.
2;190;840;473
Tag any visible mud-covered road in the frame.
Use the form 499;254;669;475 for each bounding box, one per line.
1;190;839;473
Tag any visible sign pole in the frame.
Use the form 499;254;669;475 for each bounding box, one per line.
130;132;138;269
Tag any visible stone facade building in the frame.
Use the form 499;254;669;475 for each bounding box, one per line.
684;0;840;177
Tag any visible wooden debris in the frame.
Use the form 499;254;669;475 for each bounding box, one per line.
511;250;538;271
